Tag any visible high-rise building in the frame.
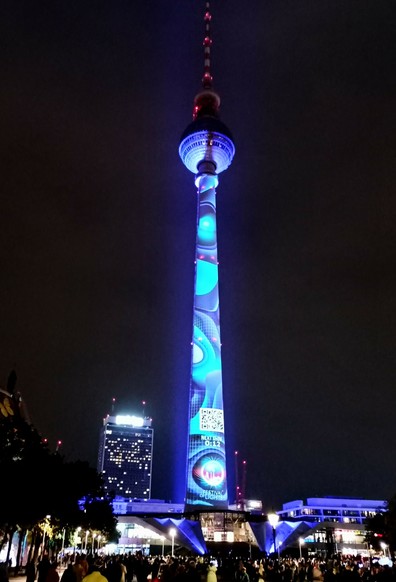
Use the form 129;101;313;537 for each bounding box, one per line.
179;2;235;511
97;414;153;499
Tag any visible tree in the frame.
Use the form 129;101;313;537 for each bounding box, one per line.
0;397;118;563
366;496;396;554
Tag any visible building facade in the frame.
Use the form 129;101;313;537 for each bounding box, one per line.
265;497;388;557
278;497;387;525
97;414;153;499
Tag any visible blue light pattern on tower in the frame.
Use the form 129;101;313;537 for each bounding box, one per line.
179;1;235;511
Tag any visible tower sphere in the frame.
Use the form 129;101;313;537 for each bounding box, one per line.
179;116;235;175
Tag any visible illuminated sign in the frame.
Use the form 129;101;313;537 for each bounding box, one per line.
115;415;144;427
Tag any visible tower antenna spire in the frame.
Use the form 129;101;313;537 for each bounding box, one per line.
202;2;213;90
179;2;235;511
192;2;220;121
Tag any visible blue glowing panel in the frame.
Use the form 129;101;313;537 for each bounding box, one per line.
185;174;228;510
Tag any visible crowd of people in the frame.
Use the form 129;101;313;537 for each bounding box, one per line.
2;553;396;582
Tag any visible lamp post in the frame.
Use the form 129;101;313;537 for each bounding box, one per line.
84;530;89;553
41;515;51;557
74;527;81;556
299;537;304;559
267;513;279;557
61;528;66;558
92;533;97;554
380;542;388;558
161;536;165;556
169;528;176;557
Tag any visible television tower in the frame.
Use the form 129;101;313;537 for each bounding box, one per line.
179;2;235;510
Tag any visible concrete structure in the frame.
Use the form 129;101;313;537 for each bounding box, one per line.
260;497;387;556
97;414;153;499
179;0;235;512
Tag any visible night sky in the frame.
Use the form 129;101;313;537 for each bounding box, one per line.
1;0;395;510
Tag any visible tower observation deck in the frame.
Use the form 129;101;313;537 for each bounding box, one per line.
179;2;235;511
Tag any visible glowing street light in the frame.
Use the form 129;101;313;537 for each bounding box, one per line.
380;542;388;557
299;537;304;559
41;515;51;557
61;528;66;557
161;536;165;556
169;528;176;557
74;527;81;555
267;513;279;556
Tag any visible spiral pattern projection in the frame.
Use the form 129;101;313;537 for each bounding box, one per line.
184;172;228;510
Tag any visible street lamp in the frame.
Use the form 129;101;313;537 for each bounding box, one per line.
92;533;97;554
267;513;279;557
380;542;388;558
61;528;66;558
169;528;176;557
299;537;304;559
161;536;165;556
41;515;51;557
74;527;81;556
84;530;89;553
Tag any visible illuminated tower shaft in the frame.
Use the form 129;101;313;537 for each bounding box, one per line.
179;3;235;510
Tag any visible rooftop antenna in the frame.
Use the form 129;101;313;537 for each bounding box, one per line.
192;1;221;121
202;2;213;90
242;459;247;510
234;450;239;505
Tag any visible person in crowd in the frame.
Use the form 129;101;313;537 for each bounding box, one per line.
0;562;9;582
37;557;51;582
26;560;36;582
186;560;201;582
73;557;85;582
236;561;250;582
206;563;217;582
82;562;108;582
46;562;59;582
61;563;77;582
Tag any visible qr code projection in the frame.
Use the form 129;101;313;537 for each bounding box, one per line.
200;408;224;433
